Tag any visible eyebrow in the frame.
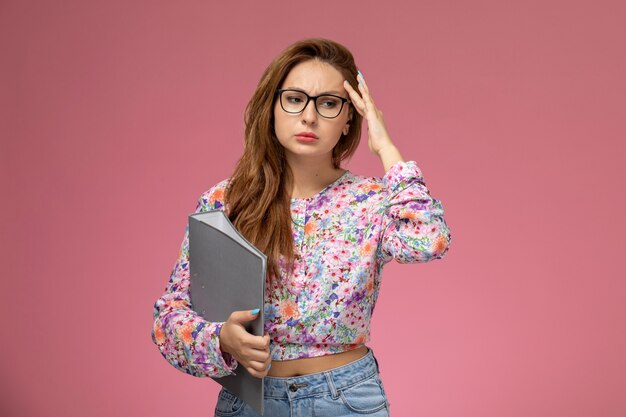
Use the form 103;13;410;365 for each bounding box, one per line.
284;86;344;96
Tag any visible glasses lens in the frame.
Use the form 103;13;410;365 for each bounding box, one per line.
281;90;308;113
280;90;344;118
316;95;343;118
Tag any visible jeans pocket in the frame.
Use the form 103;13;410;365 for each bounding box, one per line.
214;387;245;416
339;373;389;414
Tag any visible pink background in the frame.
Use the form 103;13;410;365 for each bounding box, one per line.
1;1;625;416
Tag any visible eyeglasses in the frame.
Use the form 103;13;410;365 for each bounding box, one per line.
276;88;350;119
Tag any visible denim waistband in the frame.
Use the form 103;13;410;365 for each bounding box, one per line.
262;347;380;400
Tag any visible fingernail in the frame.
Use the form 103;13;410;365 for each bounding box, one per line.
250;308;260;315
267;363;272;370
358;69;364;79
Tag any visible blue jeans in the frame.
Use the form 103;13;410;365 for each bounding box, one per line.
214;347;391;416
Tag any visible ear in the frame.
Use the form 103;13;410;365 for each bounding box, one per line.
343;106;353;135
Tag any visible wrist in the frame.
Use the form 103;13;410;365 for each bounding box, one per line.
377;145;404;173
376;144;397;157
217;323;230;355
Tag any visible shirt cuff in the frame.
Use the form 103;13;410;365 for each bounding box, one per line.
382;160;425;193
213;322;239;374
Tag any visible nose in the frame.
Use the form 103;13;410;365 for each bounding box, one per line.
300;98;318;124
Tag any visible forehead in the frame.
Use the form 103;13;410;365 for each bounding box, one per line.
281;60;345;93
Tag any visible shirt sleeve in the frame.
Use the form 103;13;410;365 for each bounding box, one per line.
376;160;452;265
151;184;239;378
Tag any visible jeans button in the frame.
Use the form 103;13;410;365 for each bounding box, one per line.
289;383;298;392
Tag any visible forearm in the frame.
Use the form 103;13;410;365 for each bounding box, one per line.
378;144;404;173
376;159;452;264
152;293;238;378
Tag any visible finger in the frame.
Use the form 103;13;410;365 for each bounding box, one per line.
343;80;363;103
355;75;374;108
357;79;374;106
229;308;261;324
357;72;377;109
357;82;376;112
240;333;269;350
253;366;269;378
247;359;270;373
239;335;270;353
245;347;271;363
357;71;370;95
252;333;271;350
343;81;366;116
245;365;266;379
356;86;370;113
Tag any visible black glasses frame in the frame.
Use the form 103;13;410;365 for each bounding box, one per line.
276;88;351;119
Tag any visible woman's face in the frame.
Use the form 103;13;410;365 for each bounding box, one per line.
273;59;352;165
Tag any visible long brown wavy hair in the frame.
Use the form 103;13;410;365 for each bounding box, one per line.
224;38;363;288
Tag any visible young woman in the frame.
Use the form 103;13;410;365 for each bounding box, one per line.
152;38;452;416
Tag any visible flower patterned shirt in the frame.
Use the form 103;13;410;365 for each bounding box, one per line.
152;160;452;378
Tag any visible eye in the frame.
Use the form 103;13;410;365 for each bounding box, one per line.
286;95;304;103
319;97;340;108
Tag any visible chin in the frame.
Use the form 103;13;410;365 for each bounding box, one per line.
285;148;333;158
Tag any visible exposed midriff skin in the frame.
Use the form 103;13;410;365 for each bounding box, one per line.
267;345;369;377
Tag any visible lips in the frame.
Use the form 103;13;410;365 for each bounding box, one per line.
295;132;318;139
295;135;318;143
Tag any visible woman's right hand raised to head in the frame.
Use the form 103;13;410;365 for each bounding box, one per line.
219;308;271;378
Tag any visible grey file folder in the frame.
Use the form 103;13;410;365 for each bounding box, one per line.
189;209;267;416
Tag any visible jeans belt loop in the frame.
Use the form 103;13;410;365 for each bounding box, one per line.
323;371;339;399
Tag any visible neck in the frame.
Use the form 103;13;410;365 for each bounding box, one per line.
286;153;345;199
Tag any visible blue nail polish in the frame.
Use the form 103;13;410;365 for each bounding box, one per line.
267;363;272;370
358;69;364;79
251;308;260;315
